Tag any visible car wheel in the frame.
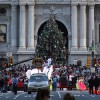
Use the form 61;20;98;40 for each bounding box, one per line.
24;86;27;92
28;91;31;94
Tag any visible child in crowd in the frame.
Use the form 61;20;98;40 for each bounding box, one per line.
35;88;50;100
63;93;75;100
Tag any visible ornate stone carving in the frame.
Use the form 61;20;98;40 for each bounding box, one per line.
19;0;35;4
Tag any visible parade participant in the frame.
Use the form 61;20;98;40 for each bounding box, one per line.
12;73;18;94
77;77;86;91
79;77;86;91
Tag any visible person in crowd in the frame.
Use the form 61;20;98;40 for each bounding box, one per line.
23;77;28;92
3;74;8;92
35;88;50;100
12;73;18;94
94;75;100;94
48;79;52;90
76;77;79;90
78;77;86;91
59;74;67;90
88;76;94;94
63;93;75;100
0;77;4;92
68;73;74;90
52;75;57;91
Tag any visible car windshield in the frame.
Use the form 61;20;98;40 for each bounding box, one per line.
29;75;48;82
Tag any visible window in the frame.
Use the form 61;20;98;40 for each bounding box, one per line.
0;8;6;16
99;24;100;43
0;24;7;42
30;75;48;82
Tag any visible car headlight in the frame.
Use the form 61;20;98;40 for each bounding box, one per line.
43;82;49;86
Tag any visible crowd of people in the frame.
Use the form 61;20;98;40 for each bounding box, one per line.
50;64;100;92
0;63;100;95
0;64;31;93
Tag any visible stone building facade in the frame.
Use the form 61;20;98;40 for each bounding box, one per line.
0;0;100;66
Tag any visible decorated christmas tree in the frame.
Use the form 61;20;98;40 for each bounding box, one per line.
35;14;66;64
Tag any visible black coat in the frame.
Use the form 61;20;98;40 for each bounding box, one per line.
94;77;100;87
60;76;67;86
0;79;4;87
88;78;94;88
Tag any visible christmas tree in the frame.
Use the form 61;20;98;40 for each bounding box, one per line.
35;14;66;64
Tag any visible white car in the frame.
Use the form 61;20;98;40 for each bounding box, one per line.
27;73;49;94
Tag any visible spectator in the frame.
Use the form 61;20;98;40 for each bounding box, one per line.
35;88;50;100
0;77;4;92
63;93;75;100
88;76;94;94
3;74;8;92
94;76;100;94
12;73;18;94
59;74;67;90
68;73;74;90
52;75;57;91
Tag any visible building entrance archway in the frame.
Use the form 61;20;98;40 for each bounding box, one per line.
37;19;68;64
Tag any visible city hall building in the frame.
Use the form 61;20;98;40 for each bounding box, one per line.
0;0;100;66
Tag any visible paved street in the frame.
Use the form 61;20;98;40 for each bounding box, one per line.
0;90;100;100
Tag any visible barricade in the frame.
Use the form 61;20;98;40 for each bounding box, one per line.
57;82;76;90
88;89;100;95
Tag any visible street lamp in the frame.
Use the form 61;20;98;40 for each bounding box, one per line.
6;42;13;66
6;51;13;66
91;40;94;67
89;30;96;74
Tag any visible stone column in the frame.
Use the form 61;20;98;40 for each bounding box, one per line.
79;4;87;50
11;4;17;48
19;4;26;50
89;4;95;47
27;4;35;51
71;4;78;50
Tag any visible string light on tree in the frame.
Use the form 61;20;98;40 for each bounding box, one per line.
35;8;67;65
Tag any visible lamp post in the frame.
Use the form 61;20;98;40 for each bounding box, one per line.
6;43;13;66
91;40;94;67
89;30;95;75
6;51;12;66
